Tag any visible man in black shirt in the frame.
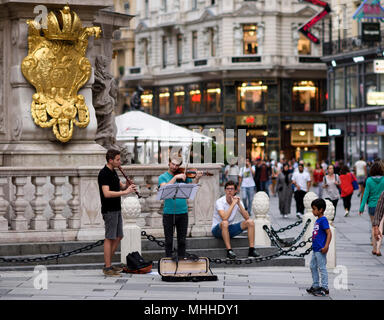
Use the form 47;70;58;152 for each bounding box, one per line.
98;149;137;276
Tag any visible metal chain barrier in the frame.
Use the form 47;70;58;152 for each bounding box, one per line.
274;219;303;233
270;219;312;247
0;239;104;264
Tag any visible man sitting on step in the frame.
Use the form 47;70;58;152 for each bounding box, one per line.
211;180;260;259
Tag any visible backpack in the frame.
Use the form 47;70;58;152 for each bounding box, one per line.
123;251;152;274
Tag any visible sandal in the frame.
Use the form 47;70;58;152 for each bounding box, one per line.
376;252;382;256
372;251;377;255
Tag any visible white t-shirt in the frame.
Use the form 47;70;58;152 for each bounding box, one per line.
225;164;240;176
292;171;311;192
239;166;255;187
212;196;244;229
355;160;367;177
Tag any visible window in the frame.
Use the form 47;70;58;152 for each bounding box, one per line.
346;65;358;109
123;2;130;14
334;68;345;110
144;0;149;18
141;90;153;114
177;34;183;67
243;25;258;54
210;28;216;57
238;81;267;112
204;83;221;113
162;36;167;68
143;38;149;66
211;0;215;5
159;88;170;115
189;84;201;113
292;80;318;112
174;86;185;115
162;0;167;12
192;0;197;10
192;31;198;60
298;33;311;55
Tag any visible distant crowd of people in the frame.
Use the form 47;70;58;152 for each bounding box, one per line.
223;156;384;257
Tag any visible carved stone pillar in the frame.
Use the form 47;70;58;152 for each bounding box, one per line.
49;176;67;230
0;177;9;231
145;175;162;229
10;177;28;231
252;191;271;246
303;191;318;249
30;176;48;230
68;176;81;229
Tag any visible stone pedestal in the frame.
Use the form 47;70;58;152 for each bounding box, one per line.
252;191;271;246
120;196;142;264
324;199;336;268
303;192;318;250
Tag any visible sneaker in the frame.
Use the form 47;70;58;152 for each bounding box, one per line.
112;265;124;273
283;214;289;219
344;210;349;217
103;266;122;277
296;212;303;219
226;249;237;259
312;287;326;296
321;287;329;295
306;286;318;294
248;248;260;258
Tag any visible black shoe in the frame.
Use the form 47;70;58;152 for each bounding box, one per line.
226;249;237;259
248;247;260;258
320;287;329;295
306;286;318;294
313;287;326;296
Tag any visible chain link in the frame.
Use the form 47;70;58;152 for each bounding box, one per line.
0;240;104;264
274;219;303;233
270;219;312;247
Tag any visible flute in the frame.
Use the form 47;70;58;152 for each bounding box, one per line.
118;166;142;198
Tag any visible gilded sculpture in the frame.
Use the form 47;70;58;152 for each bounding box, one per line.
21;6;101;142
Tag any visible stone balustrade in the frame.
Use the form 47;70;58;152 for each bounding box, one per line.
0;164;222;243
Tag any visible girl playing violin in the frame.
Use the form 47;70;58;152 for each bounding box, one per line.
158;155;203;259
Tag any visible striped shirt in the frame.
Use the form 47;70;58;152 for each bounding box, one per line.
373;191;384;227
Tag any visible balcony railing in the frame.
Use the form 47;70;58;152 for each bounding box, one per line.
323;36;382;56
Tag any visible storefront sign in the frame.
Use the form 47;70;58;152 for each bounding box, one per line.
353;0;384;21
367;91;384;105
361;22;381;42
314;123;327;137
298;0;331;44
328;129;341;136
374;59;384;73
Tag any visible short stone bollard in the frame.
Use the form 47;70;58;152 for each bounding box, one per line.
120;196;142;264
303;192;318;249
324;199;336;268
252;191;271;246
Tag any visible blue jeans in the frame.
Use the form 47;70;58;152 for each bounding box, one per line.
241;186;255;213
310;251;328;289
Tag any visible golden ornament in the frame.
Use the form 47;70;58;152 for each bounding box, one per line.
21;6;101;142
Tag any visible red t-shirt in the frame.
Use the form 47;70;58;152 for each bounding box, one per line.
340;173;355;197
313;169;325;184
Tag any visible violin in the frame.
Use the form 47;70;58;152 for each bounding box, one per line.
175;167;213;178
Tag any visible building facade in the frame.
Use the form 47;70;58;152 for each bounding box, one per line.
123;0;330;162
322;0;384;164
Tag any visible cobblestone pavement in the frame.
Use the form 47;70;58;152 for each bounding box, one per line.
0;188;383;300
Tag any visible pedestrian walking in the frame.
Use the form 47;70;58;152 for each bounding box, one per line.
306;198;332;297
313;163;325;198
359;161;384;254
354;156;367;197
259;160;270;196
225;159;240;185
276;163;293;218
238;158;256;213
322;164;340;221
372;191;384;256
271;160;280;197
339;165;357;217
292;163;311;219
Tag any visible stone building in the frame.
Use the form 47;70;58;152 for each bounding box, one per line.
122;0;330;162
322;0;384;163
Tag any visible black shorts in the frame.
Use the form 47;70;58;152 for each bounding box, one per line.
102;211;123;240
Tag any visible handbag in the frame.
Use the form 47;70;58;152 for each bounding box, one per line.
351;173;359;190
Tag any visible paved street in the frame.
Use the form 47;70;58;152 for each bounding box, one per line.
0;189;383;301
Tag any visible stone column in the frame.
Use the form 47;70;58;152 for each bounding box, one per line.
252;191;271;246
0;177;9;231
324;199;336;268
68;176;81;229
120;196;141;264
30;176;48;230
145;175;162;231
303;192;318;249
10;177;28;231
49;176;67;230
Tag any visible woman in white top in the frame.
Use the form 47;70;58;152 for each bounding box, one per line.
323;164;341;221
238;158;256;214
